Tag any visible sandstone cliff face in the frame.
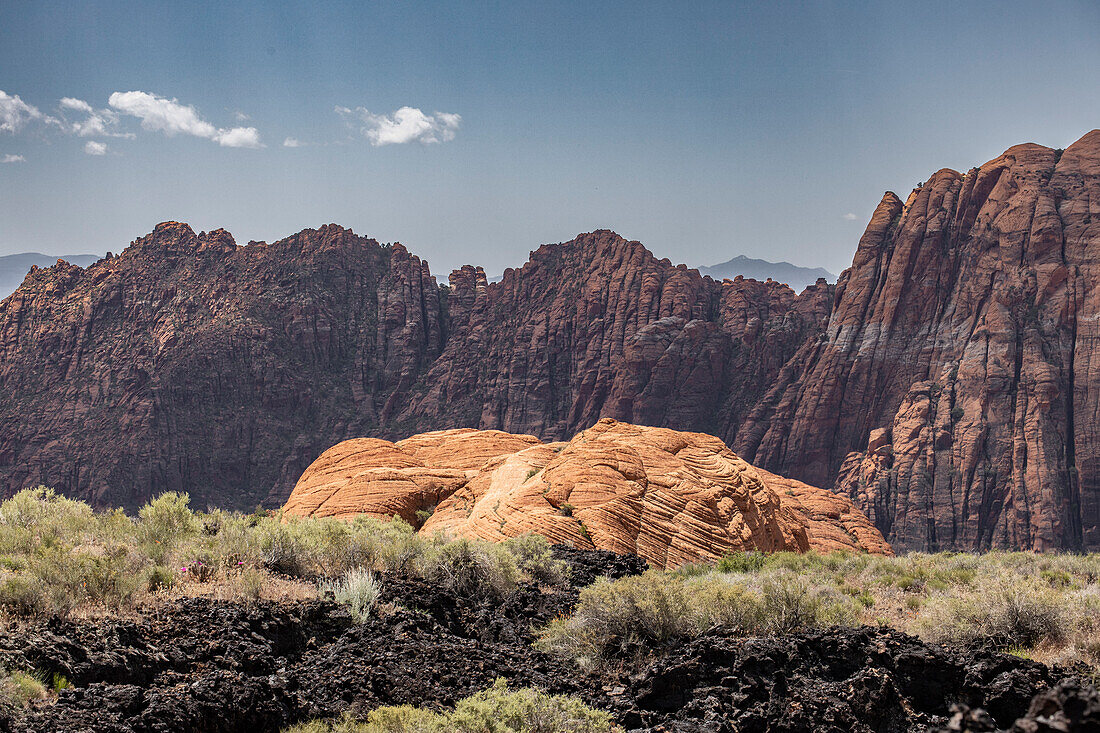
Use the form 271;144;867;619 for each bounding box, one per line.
5;130;1099;553
282;419;891;567
0;225;825;511
0;223;443;509
742;130;1100;551
396;231;831;444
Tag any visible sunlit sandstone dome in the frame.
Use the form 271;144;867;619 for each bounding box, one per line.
282;418;891;568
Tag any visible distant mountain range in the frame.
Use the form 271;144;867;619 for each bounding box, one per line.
6;249;833;299
698;255;835;291
489;254;836;290
0;253;102;298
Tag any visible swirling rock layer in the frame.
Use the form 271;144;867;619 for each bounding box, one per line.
282;419;891;567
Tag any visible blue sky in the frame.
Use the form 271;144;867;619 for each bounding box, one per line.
1;1;1098;277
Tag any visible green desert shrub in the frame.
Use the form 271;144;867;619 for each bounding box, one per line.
226;566;268;601
24;544;145;615
257;521;313;578
0;487;97;554
536;571;692;666
358;517;426;575
281;514;426;578
0;575;46;616
416;537;520;599
0;668;47;714
447;678;618;732
145;564;176;593
138;492;199;561
538;569;859;668
284;678;619;733
917;575;1072;650
715;550;767;574
687;575;767;631
322;567;382;622
758;571;858;633
501;533;570;585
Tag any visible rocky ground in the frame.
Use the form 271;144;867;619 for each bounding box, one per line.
0;547;1094;733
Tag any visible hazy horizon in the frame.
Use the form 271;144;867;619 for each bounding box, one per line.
2;1;1099;276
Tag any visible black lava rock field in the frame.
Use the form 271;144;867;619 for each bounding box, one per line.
0;548;1095;733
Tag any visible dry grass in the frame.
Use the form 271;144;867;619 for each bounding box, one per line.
0;487;568;621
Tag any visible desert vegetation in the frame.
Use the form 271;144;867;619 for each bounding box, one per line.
538;550;1100;670
284;679;620;733
1;486;1098;729
1;486;1098;673
0;486;567;621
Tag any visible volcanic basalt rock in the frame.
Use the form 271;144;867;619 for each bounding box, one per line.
741;130;1100;552
937;678;1100;732
282;419;891;567
0;558;1080;733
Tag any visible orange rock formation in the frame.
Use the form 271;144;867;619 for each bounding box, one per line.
282;419;891;567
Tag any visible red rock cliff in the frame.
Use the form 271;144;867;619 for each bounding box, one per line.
4;130;1098;554
0;225;825;511
741;130;1100;552
0;223;443;509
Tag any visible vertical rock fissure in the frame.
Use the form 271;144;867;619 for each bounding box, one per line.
1064;272;1083;550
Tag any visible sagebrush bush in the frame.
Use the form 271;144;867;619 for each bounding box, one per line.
226;567;267;602
448;678;619;732
0;487;96;555
0;575;45;616
759;571;858;633
258;522;312;578
416;537;520;599
917;574;1072;650
536;571;692;666
13;544;145;616
322;567;382;622
538;569;860;668
501;533;570;586
715;550;766;574
284;678;620;733
687;575;766;632
138;492;199;562
0;668;46;715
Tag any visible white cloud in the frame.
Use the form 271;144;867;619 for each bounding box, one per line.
843;213;858;221
213;126;262;148
108;91;262;148
1;90;59;134
283;137;303;147
84;141;107;155
337;105;461;146
60;97;94;114
1;153;25;163
59;96;130;138
233;111;251;122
